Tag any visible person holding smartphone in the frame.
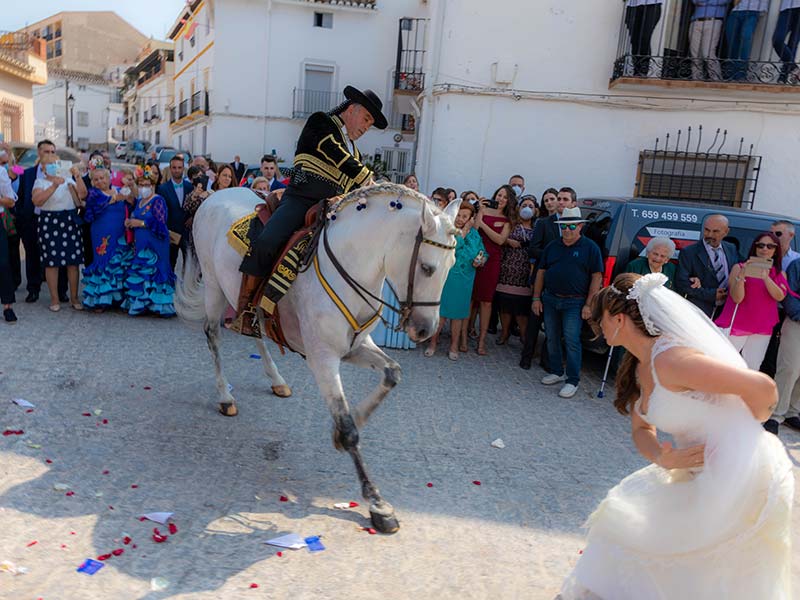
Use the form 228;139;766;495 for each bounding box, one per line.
715;232;789;370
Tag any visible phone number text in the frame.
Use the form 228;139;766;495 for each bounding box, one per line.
631;209;699;223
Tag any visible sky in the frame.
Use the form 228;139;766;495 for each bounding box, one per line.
6;0;189;40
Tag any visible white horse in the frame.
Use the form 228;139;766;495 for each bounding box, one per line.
175;183;459;532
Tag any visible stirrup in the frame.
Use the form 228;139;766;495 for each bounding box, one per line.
229;306;261;338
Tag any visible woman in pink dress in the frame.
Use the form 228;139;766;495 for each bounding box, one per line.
469;185;513;355
715;232;789;369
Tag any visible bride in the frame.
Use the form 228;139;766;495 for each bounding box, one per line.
560;272;794;600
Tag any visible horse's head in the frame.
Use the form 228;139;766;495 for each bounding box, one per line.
383;193;459;343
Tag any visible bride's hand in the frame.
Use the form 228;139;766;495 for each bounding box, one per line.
656;441;705;469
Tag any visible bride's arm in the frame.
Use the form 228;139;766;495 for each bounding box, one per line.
632;410;705;469
655;348;777;422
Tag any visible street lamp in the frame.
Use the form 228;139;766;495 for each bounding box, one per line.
67;93;75;148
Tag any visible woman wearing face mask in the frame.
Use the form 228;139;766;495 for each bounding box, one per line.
495;195;537;345
81;159;135;312
122;167;175;317
32;155;87;311
425;202;486;359
469;185;514;355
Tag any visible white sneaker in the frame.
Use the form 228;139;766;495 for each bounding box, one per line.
541;373;566;385
558;383;578;398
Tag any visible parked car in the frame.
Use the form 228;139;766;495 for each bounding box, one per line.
149;144;173;161
125;140;151;165
12;143;83;169
114;142;127;159
239;163;292;186
157;149;191;173
576;196;799;352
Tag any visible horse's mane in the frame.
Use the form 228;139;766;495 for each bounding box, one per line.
338;183;441;214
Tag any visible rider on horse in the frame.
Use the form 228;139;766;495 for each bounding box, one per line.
231;85;388;337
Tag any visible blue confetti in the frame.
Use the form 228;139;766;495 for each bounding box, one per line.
249;354;261;359
77;559;105;575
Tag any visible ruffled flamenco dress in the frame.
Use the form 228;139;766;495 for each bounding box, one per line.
122;194;176;317
81;189;133;310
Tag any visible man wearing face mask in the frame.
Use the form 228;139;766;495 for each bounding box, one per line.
231;85;387;337
532;206;603;398
509;175;525;200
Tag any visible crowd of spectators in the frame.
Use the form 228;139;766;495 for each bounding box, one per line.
1;140;800;437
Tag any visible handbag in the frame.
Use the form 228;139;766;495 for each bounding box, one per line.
0;209;16;237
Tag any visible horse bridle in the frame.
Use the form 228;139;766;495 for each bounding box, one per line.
320;221;456;332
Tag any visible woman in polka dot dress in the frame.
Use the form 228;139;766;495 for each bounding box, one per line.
32;156;87;311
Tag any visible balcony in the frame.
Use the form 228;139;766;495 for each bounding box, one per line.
190;91;202;113
389;111;416;134
169;106;176;124
170;92;209;128
178;99;188;119
611;2;800;91
394;18;427;93
292;88;345;119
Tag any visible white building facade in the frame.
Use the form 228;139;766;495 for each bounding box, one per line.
414;0;800;219
168;0;423;180
33;68;122;150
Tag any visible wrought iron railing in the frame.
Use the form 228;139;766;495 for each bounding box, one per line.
612;1;800;86
634;126;761;210
191;91;202;113
178;99;188;119
292;88;346;118
169;107;176;124
394;18;427;91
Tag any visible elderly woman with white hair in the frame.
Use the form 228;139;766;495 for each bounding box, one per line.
625;236;677;289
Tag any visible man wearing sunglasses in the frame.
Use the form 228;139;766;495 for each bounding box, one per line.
770;220;800;271
532;206;603;398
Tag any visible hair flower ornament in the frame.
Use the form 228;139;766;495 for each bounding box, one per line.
88;156;105;171
626;273;668;336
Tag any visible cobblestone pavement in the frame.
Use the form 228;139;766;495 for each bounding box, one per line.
1;301;798;600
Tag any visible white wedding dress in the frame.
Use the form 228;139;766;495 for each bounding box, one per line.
561;336;794;600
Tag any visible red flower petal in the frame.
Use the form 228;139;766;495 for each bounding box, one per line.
70;531;76;535
26;540;38;547
81;413;91;417
348;501;359;508
143;386;152;390
130;484;138;489
279;495;288;502
123;536;132;545
152;528;168;543
168;523;178;535
426;482;433;488
108;505;114;510
130;384;135;388
132;544;137;549
102;419;108;424
472;480;482;486
578;549;584;555
25;409;34;413
249;583;259;589
367;528;377;535
65;491;74;496
61;544;67;549
97;553;112;561
45;459;53;464
2;429;23;436
276;551;283;557
102;470;109;475
111;548;124;556
138;517;147;521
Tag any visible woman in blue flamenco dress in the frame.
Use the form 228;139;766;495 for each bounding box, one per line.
122;167;176;317
82;163;134;311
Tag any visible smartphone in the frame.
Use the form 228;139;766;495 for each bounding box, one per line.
484;199;499;209
743;258;772;278
192;175;209;190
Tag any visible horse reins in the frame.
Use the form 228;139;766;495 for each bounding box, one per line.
319;219;456;332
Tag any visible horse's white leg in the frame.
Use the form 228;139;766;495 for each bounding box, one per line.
203;276;238;417
254;309;291;397
343;337;402;429
306;348;400;534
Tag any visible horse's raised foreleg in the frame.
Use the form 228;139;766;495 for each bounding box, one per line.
254;310;291;398
343;337;402;429
308;350;400;534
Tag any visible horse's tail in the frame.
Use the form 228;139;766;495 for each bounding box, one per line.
174;243;207;323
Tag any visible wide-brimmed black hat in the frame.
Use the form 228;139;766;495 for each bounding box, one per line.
343;85;388;130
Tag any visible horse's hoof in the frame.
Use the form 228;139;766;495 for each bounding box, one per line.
271;384;292;398
219;402;238;417
370;509;400;534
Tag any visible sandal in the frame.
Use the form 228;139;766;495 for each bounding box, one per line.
448;351;458;361
424;347;435;357
477;345;488;356
459;344;468;353
71;303;84;311
49;304;61;312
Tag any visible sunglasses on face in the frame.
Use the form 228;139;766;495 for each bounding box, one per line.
755;243;777;250
559;223;579;231
773;231;783;237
